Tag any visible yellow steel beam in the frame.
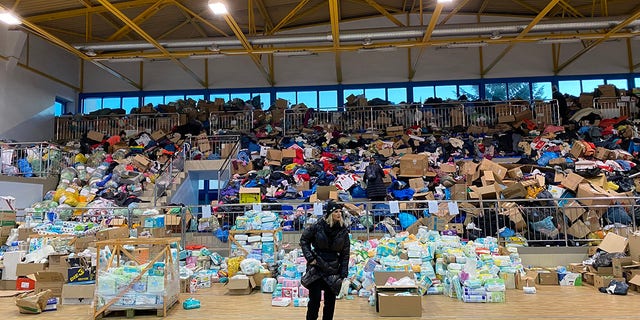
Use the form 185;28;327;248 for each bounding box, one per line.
346;0;401;14
0;53;80;91
268;53;274;86
329;0;342;83
479;0;490;14
408;3;443;80
482;0;560;76
169;1;229;36
510;0;539;14
419;0;423;25
184;11;208;38
364;0;405;27
38;25;105;42
248;0;256;35
270;0;312;34
559;0;584;17
287;0;327;27
19;19;140;89
157;19;190;39
77;0;137;41
26;0;159;22
440;0;472;25
222;12;274;85
11;0;22;10
573;0;625;12
95;0;206;87
602;0;608;17
557;9;640;73
107;0;169;41
255;0;274;30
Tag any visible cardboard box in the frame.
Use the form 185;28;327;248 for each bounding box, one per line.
373;271;421;317
132;154;152;171
282;149;297;158
67;266;95;283
500;183;526;199
587;266;613;275
568;263;585;273
563;201;586;223
61;284;95;305
74;236;96;251
440;163;456;173
507;167;523;179
567;220;591;239
16;263;48;277
0;280;17;290
598;233;628;253
16;277;36;291
231;160;253;175
595;147;612;160
450;184;467;201
570;142;586;158
537;270;558;285
239;187;261;204
613;257;634;278
562;173;585;192
593;275;624;289
250;271;272;288
386;126;404;136
399;154;429;177
96;226;129;241
498;115;516;123
86;130;104;142
577;183;611;206
558;272;582;286
514;109;533;121
150;130;167;141
316;185;338;201
227;276;256;295
34;272;65;297
0;211;16;226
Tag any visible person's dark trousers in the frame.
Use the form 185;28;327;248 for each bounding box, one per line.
306;279;336;320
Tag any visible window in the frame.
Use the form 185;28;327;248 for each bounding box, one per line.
297;91;318;108
606;79;628;90
532;82;552;100
319;91;337;110
164;95;184;104
343;89;364;102
435;85;457;100
230;93;250;102
276;92;296;105
581;79;604;94
635;78;640;88
458;85;479;101
252;93;270;108
558;80;581;96
83;98;101;113
187;94;205;101
211;94;230;102
508;82;531;100
102;97;121;109
412;86;434;103
52;99;66;116
143;96;163;106
364;88;385;100
485;83;507;101
198;180;205;190
387;88;407;104
122;97;139;113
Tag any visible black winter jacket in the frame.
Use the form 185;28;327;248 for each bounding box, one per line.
365;163;387;199
300;219;350;294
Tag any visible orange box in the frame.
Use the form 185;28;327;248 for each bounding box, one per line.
16;277;36;291
133;248;150;264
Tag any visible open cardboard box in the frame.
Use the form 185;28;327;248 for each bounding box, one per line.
227;276;256;295
373;271;421;317
61;284;95;305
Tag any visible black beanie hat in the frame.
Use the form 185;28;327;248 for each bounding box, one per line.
324;201;343;217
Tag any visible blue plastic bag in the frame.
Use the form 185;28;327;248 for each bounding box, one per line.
183;298;201;310
398;213;417;229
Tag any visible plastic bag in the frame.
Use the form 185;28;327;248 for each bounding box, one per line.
599;279;629;295
239;258;262;276
183;298;201;309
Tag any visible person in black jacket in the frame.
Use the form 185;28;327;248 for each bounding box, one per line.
300;201;350;320
364;157;387;201
553;85;569;125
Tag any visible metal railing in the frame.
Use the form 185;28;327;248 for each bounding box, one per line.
0;141;74;177
153;143;187;206
54;113;181;142
209;111;253;133
594;97;635;119
186;134;241;160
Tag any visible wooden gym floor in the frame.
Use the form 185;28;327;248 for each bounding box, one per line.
2;284;638;320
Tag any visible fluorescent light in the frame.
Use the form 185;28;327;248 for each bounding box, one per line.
538;37;581;44
437;0;453;3
188;53;225;59
208;1;228;15
0;11;21;25
95;57;144;63
446;41;488;48
273;50;315;57
357;46;398;53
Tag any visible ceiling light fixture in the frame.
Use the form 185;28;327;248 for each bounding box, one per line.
538;37;581;44
490;31;502;40
357;46;398;53
630;26;640;34
188;53;225;59
437;0;454;3
208;1;228;15
446;41;488;48
273;50;315;57
208;44;220;52
85;49;97;57
0;11;21;25
362;37;373;46
95;57;144;63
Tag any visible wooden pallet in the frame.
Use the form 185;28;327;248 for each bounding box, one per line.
96;295;179;319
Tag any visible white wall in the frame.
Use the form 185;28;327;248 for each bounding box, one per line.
78;15;640;93
0;27;79;141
